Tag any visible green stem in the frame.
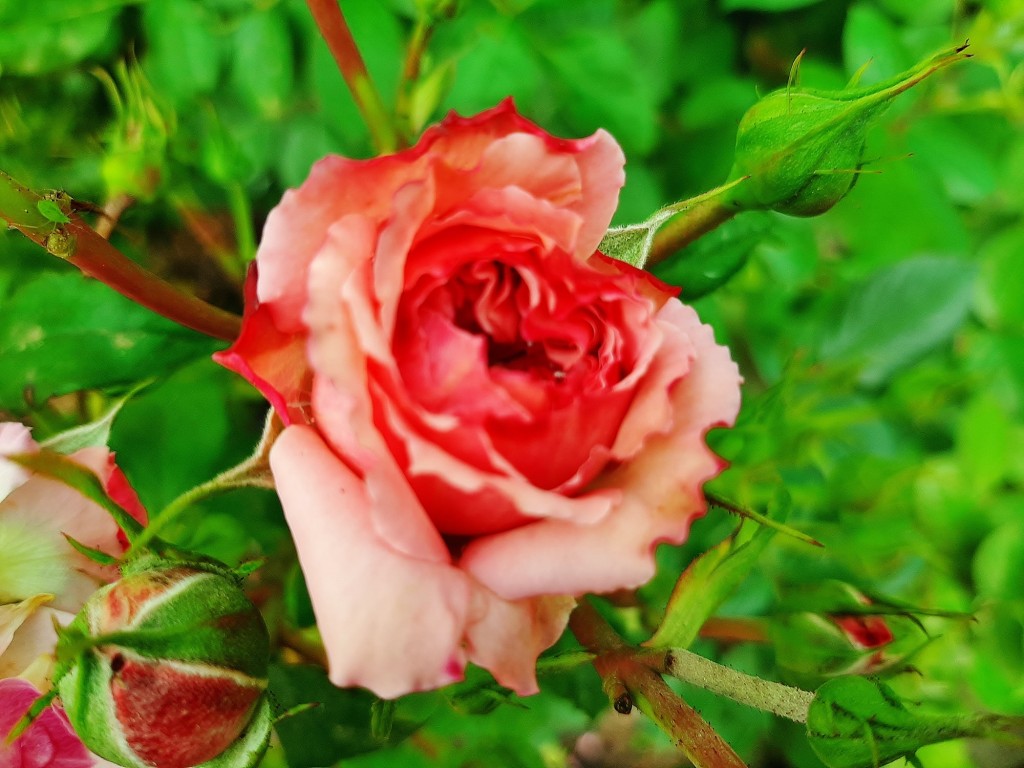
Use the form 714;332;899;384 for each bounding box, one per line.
395;13;433;135
305;0;403;153
648;195;737;266
130;411;278;553
657;647;815;724
131;459;273;554
1;171;242;341
227;182;255;266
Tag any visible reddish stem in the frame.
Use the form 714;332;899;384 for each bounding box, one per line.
569;601;748;768
15;215;241;341
304;0;402;153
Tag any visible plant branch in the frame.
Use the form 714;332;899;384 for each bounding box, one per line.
304;0;402;153
655;647;815;724
648;195;737;266
1;171;242;341
569;600;748;768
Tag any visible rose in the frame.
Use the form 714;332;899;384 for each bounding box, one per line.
216;101;742;698
0;422;147;686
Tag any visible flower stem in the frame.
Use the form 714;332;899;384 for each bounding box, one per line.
227;182;256;264
304;0;403;153
657;647;815;724
648;194;737;266
569;600;748;768
129;410;279;553
1;170;242;341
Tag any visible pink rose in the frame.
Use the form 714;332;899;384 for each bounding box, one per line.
216;101;741;698
0;423;147;683
0;679;92;768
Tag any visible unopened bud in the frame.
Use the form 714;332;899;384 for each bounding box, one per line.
55;561;272;768
726;45;969;216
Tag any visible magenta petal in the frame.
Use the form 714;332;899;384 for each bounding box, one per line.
0;679;93;768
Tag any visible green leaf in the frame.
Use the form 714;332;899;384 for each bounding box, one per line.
0;0;128;75
268;664;439;768
142;0;222;105
807;677;1015;768
842;3;910;86
542;30;659;156
63;534;119;566
976;228;1024;331
0;272;215;410
820;256;977;386
230;9;294;120
645;511;780;649
652;213;771;299
721;0;826;10
41;382;148;454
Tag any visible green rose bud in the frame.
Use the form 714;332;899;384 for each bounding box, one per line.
55;560;272;768
725;44;970;216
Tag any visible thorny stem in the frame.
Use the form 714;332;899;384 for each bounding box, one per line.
305;0;403;153
569;600;749;768
1;170;242;341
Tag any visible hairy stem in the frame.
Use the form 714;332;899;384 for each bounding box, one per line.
304;0;402;153
657;647;815;724
648;195;737;266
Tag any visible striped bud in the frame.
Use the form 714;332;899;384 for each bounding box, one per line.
55;562;272;768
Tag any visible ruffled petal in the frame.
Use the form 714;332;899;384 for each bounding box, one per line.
213;268;311;425
465;591;574;695
460;302;742;599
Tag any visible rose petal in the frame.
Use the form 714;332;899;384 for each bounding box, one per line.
464;590;574;695
0;602;74;681
270;425;472;699
212;268;312;425
1;446;134;611
0;679;93;768
0;423;36;503
461;303;742;599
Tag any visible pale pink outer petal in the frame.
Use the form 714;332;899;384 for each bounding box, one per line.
460;302;742;600
303;214;452;563
0;423;36;503
270;425;472;699
464;591;575;695
0;679;93;768
1;447;130;612
0;600;73;680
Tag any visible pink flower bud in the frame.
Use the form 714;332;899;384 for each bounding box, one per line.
55;563;272;768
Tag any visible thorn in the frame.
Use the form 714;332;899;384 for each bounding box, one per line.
955;39;970;54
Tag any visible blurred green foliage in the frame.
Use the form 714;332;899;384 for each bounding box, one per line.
1;0;1022;766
